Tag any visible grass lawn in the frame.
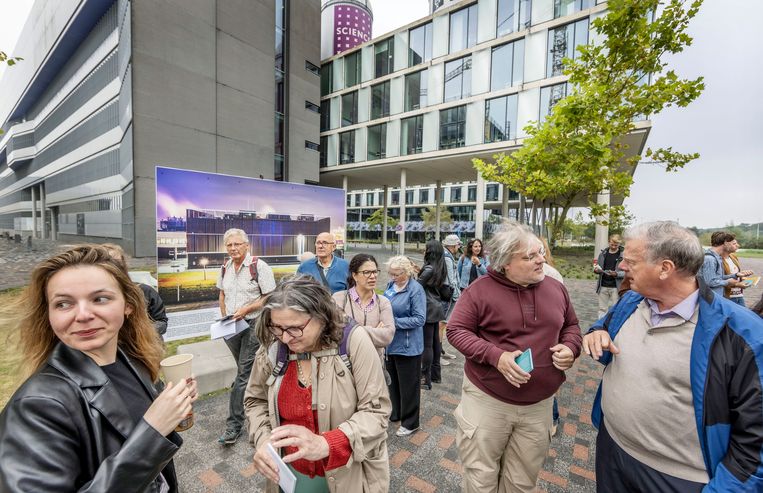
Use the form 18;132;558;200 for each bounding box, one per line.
552;246;597;281
737;249;763;259
0;289;25;408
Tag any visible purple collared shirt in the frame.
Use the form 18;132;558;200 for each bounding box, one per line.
349;286;377;313
645;290;699;327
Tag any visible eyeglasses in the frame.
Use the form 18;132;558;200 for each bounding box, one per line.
387;271;404;278
267;317;312;338
225;242;247;249
315;241;335;247
358;269;380;278
520;247;546;262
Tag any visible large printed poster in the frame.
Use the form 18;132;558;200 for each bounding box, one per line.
156;167;346;307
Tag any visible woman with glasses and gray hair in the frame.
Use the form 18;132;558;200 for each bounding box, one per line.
245;275;391;493
332;254;395;367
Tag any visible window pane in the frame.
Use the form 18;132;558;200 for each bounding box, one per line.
574;18;590;53
420;189;429;203
512;39;525;86
321;62;333;95
405;70;428;111
275;114;284;154
371;81;390;120
440;105;466;149
555;0;578;18
497;0;519;36
468;185;477;201
367;123;387;160
339;131;355;164
486;184;499;201
320;136;328;167
484;97;508;143
462;57;472;99
275;70;285;114
375;38;394;77
341;91;357;126
539;83;567;122
449;8;468;53
467;5;478;49
506;93;518;139
320;100;331;131
344;52;360;87
401;116;423;155
547;24;571;77
450;187;462;202
491;43;514;91
444;57;470;102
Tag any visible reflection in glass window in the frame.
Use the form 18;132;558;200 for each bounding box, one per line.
339;131;355;164
468;185;477;202
401;115;424;155
404;70;428;111
486;184;499;201
320;136;328;167
539;82;570;122
366;193;374;206
490;39;525;91
406;190;414;204
367;123;387;161
439;105;467;150
409;23;433;66
547;18;589;78
344;51;361;87
484;94;519;142
321;62;333;95
497;0;532;36
420;188;430;204
444;56;472;102
371;81;390;120
450;187;462;202
554;0;592;19
391;190;400;205
355;194;361;207
341;91;358;127
320;100;331;132
374;38;395;77
449;5;478;53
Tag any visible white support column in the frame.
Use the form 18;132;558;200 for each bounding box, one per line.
40;183;47;239
501;184;509;219
435;180;442;241
594;190;611;255
30;185;38;238
342;175;348;192
475;173;485;239
382;185;388;249
399;169;407;255
50;207;58;240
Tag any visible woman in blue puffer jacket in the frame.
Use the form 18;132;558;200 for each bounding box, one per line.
383;256;426;437
456;238;489;289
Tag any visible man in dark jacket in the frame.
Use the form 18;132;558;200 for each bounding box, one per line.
583;221;763;492
594;235;625;317
447;221;582;493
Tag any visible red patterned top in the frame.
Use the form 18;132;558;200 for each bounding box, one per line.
277;362;352;477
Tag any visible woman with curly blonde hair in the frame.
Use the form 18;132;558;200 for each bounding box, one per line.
0;244;196;492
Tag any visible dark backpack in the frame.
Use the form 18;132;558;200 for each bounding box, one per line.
220;257;260;286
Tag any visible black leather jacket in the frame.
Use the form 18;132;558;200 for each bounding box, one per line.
139;283;169;337
0;343;182;492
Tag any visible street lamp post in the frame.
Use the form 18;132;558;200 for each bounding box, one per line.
200;257;209;280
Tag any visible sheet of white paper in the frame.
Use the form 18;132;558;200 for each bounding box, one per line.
267;443;297;493
209;318;237;340
223;319;250;341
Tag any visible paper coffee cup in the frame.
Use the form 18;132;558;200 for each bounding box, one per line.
160;354;193;386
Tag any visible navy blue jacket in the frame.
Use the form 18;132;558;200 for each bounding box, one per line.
296;255;349;294
383;280;426;356
589;284;763;491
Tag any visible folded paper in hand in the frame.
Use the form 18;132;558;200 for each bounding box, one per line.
210;318;249;340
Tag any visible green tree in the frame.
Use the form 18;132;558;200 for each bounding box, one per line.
364;208;398;231
421;206;452;232
474;0;704;244
0;51;22;66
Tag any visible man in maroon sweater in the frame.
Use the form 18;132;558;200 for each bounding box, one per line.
447;221;582;493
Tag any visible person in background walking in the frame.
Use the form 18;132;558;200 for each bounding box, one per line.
594;235;625;317
418;240;451;389
699;231;754;306
457;238;490;289
384;256;427;436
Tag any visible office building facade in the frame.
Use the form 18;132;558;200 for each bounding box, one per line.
0;0;321;256
319;0;650;243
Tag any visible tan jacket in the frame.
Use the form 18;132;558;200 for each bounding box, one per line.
332;290;395;363
244;327;391;493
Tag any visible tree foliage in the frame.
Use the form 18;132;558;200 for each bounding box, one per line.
0;51;22;67
364;208;398;230
421;206;452;231
473;0;704;244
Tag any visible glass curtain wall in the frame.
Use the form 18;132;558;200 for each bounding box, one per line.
490;39;525;90
321;62;333;95
444;56;472;102
344;51;361;87
404;70;428;111
554;0;593;18
341;91;358;126
367;123;387;160
497;0;532;36
400;115;424;155
484;94;519;142
274;0;287;180
547;18;589;77
439;105;466;149
374;38;394;77
339;130;355;164
408;22;433;66
449;4;478;53
371;81;390;120
539;82;571;122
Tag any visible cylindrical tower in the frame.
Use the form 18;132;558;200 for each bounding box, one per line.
431;0;461;14
321;0;373;60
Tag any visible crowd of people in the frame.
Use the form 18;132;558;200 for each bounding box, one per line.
1;220;762;492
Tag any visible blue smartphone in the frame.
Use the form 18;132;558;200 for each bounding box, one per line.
515;348;534;373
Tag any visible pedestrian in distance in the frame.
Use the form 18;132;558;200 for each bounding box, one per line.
699;231;754;306
594;235;625;318
456;238;490;289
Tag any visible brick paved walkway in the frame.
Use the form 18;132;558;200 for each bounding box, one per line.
172;277;603;493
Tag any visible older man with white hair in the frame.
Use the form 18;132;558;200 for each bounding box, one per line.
447;220;582;493
216;228;276;445
583;221;763;492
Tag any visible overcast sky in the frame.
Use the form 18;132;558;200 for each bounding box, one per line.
2;0;760;228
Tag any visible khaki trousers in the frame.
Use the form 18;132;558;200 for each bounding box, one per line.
455;377;553;493
597;286;619;318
